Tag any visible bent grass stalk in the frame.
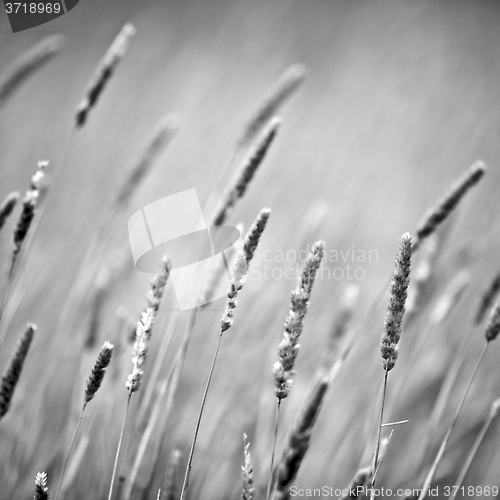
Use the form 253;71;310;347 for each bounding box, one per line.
417;342;488;500
391;270;470;408
418;300;500;499
371;233;412;498
451;398;500;496
179;209;271;500
349;161;485;372
268;241;325;499
127;232;241;496
107;260;170;500
417;301;500;499
54;342;113;500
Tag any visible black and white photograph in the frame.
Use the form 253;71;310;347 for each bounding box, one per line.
1;1;500;499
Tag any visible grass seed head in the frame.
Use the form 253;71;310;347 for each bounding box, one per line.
12;161;46;257
274;373;330;495
0;323;36;419
212;118;281;226
221;209;271;333
76;23;136;127
0;191;20;232
485;300;500;342
34;471;49;500
238;63;306;150
413;161;486;251
274;241;325;400
84;341;114;404
126;258;171;393
241;434;254;500
475;271;500;326
339;467;373;500
114;114;180;207
0;35;64;107
380;233;412;372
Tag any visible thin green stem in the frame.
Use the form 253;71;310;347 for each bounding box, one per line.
179;331;224;500
108;393;132;500
54;404;86;500
417;342;489;500
266;398;281;500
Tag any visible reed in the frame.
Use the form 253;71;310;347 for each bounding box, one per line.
0;323;35;420
0;35;64;108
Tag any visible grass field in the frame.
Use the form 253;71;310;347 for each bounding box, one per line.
1;1;500;498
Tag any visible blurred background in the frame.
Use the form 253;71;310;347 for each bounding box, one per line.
1;0;500;498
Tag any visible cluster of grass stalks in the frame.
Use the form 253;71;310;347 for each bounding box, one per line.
1;23;499;500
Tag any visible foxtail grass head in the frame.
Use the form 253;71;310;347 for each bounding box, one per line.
475;271;500;326
126;258;171;394
380;233;412;372
212;118;281;226
485;300;500;343
34;472;49;500
413;161;485;251
12;161;47;258
0;191;19;233
0;35;64;108
238;63;306;150
274;372;330;496
241;434;255;500
76;23;136;127
221;208;271;333
114;114;180;208
0;323;36;419
84;341;114;405
273;241;325;400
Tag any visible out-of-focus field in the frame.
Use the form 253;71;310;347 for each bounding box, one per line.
1;0;500;498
